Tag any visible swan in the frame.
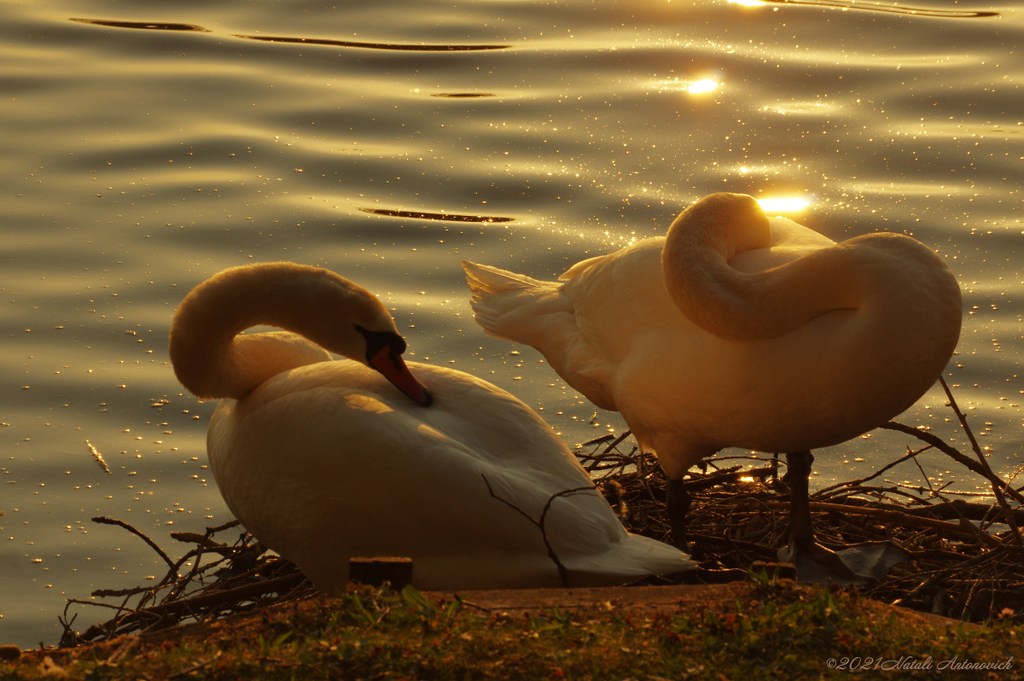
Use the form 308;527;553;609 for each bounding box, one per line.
168;261;692;592
463;193;962;578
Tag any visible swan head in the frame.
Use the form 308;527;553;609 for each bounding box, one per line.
354;324;433;407
169;262;433;406
280;266;434;406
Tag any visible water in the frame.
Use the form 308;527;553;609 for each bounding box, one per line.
1;0;1021;648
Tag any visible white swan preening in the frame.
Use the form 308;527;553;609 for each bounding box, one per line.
464;193;963;577
168;262;692;593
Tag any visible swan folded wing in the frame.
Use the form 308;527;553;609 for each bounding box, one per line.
454;445;692;586
396;419;690;586
557;252;606;281
212;389;546;554
398;370;693;580
215;368;624;554
406;364;593;474
557;241;682;409
563;239;673;339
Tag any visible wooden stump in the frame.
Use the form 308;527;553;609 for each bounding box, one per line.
349;557;413;590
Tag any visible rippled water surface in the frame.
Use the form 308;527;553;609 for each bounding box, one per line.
2;0;1022;647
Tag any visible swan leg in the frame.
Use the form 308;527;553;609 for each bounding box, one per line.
785;450;815;545
784;450;855;581
666;479;691;551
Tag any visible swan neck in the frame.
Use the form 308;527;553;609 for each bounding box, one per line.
661;193;863;341
169;263;386;400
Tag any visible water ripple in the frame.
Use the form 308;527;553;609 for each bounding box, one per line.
359;207;515;223
68;18;510;51
235;34;510;52
755;0;998;18
431;92;496;98
69;18;210;32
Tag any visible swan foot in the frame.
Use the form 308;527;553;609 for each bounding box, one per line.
779;540;909;587
666;479;691;551
781;451;908;585
779;538;855;585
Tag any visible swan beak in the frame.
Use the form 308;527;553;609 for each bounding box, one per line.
368;345;433;407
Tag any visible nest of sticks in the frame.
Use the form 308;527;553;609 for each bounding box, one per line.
583;425;1024;622
57;520;317;648
58;380;1023;647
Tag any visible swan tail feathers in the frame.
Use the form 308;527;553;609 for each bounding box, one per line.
462;260;567;343
462;259;617;410
563;535;695;586
463;260;549;293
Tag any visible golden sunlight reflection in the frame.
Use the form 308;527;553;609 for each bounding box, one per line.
756;196;811;213
762;101;834;115
687;79;719;95
729;0;765;6
653;77;721;96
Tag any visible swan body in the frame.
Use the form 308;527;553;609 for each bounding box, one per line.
463;193;963;482
169;262;692;593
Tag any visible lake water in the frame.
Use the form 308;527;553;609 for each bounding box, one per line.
1;0;1021;648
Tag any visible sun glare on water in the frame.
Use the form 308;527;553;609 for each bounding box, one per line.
756;197;811;213
687;79;719;95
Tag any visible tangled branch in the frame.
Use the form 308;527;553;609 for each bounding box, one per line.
481;475;599;588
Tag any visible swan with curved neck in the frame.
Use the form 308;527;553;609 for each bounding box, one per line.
169;262;692;592
170;262;431;405
464;193;962;577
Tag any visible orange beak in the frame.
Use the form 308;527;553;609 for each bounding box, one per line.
368;345;433;406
